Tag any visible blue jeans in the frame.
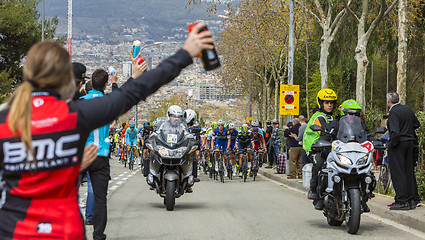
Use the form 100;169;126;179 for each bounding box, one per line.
85;173;95;222
273;144;280;159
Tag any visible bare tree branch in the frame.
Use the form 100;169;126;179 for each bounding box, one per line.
314;0;326;20
343;0;359;23
329;12;347;43
365;0;398;41
294;0;322;26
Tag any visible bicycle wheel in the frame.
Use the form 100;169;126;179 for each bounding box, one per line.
243;159;248;183
129;150;134;170
381;165;391;194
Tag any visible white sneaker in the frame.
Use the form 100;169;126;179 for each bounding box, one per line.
224;170;227;177
215;161;219;172
232;172;236;177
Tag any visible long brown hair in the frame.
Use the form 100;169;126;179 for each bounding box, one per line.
7;41;75;165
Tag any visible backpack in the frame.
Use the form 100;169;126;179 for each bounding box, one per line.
276;153;286;174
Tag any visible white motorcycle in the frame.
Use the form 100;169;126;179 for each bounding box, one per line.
310;115;386;234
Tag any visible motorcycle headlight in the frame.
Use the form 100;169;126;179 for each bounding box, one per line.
357;155;368;165
157;146;188;158
338;154;352;165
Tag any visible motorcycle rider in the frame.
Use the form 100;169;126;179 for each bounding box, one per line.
322;99;373;212
303;89;337;209
185;109;201;183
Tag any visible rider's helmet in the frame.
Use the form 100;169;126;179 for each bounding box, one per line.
340;99;362;117
217;119;225;126
211;121;218;129
152;120;158;127
184;109;197;125
193;121;199;127
244;121;250;127
167;105;184;118
252;127;259;133
316;88;337;114
241;124;249;133
143;121;150;127
129;122;135;128
228;123;235;130
265;120;271;125
252;121;259;127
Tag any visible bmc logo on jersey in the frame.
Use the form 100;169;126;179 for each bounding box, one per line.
3;134;80;163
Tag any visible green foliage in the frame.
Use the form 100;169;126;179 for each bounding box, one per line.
0;0;65;95
416;111;425;171
416;169;425;202
364;108;385;133
0;68;13;103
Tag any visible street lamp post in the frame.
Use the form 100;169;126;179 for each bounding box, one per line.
134;42;163;128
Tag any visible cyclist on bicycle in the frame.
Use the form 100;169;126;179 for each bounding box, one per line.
235;124;253;177
205;121;217;168
125;122;139;164
251;127;267;169
211;120;229;176
227;123;238;176
252;121;265;138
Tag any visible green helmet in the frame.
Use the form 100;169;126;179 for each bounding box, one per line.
211;121;218;129
340;99;362;116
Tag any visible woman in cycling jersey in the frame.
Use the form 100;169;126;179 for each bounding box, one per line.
0;23;214;239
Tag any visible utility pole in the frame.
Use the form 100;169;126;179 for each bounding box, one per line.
67;0;72;58
287;0;295;123
41;0;45;41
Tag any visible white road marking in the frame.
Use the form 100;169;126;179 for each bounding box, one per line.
116;181;124;185
260;173;425;238
118;174;124;177
109;185;118;191
113;177;119;180
122;177;129;181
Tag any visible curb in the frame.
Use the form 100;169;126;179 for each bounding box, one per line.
258;168;425;233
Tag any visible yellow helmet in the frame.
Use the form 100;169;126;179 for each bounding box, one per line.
316;88;337;109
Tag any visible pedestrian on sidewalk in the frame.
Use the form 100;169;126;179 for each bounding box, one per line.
284;118;302;179
265;120;274;168
271;119;281;168
386;91;421;210
294;116;309;167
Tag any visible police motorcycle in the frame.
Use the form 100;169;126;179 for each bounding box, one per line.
310;115;386;234
145;116;198;211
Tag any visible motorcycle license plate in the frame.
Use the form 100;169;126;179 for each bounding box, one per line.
167;134;178;144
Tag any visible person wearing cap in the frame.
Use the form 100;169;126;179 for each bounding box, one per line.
72;62;90;100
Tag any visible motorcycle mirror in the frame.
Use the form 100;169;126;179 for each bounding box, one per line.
310;124;323;132
189;145;198;153
374;127;387;134
311;139;332;150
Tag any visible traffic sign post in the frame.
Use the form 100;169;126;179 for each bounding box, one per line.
279;84;299;116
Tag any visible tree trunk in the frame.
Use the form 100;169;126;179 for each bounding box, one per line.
355;23;369;110
397;0;407;104
266;82;272;121
320;30;331;89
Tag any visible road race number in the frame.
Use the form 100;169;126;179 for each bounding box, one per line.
167;134;178;144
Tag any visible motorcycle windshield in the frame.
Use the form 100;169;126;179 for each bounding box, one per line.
157;118;187;147
336;115;367;143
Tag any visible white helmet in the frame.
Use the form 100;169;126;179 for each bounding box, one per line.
228;123;235;129
217;119;225;126
184;109;197;124
167;105;184;118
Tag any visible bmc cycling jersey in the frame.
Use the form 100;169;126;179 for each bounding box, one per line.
0;49;193;239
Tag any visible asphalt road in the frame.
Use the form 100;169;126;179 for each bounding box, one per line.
80;158;425;240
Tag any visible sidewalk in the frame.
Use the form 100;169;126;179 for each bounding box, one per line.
258;167;425;233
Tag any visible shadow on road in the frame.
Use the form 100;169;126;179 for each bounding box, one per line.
149;201;207;210
305;218;382;236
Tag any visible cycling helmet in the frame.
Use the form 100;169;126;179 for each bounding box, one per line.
153;120;158;127
143;121;150;127
211;121;218;129
272;119;279;125
316;88;337;112
217;119;225;126
129;122;135;128
184;109;197;125
167;105;184;118
193;121;199;127
252;127;259;133
228;123;235;129
252;121;259;127
266;120;271;125
340;99;362;116
244;121;250;127
241;124;249;133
